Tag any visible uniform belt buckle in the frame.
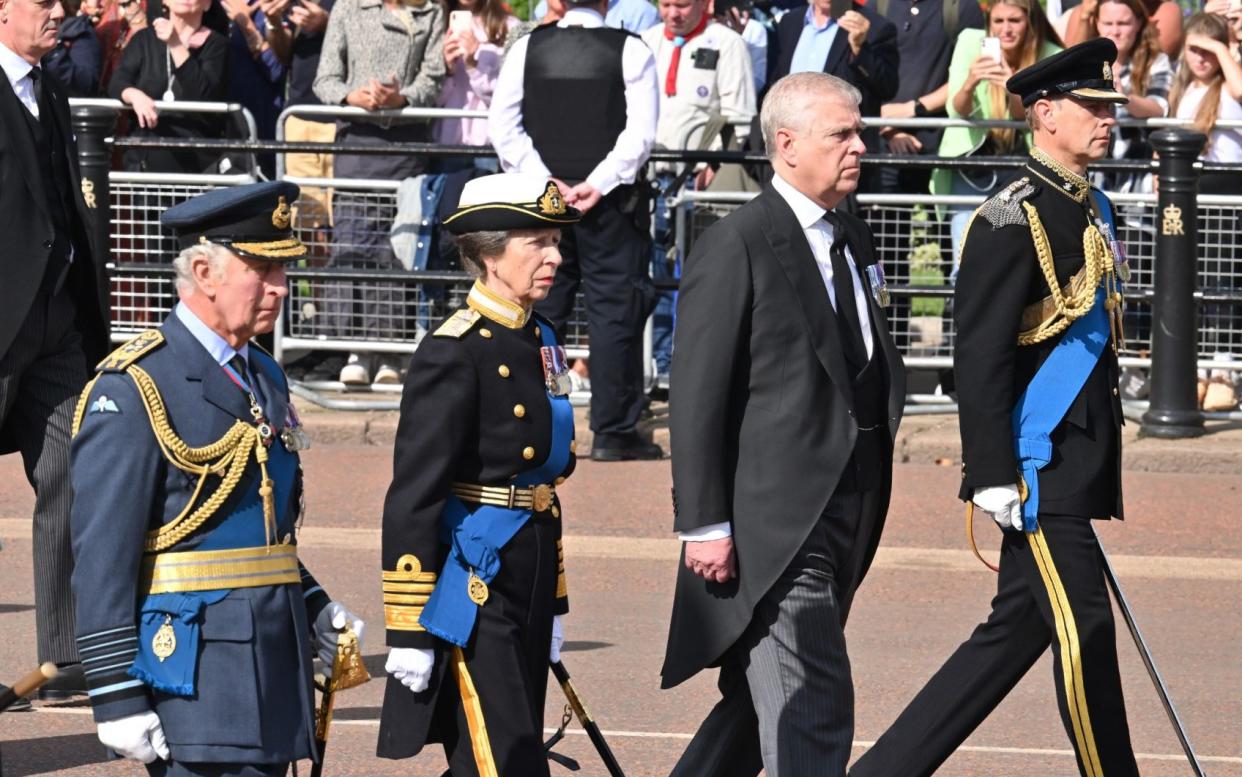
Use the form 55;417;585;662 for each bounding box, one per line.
531;484;553;513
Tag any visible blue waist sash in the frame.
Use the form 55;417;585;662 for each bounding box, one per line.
1011;190;1119;531
129;436;300;696
419;324;575;647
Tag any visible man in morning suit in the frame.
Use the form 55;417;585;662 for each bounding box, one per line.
849;39;1139;777
69;182;363;775
662;72;906;777
0;0;110;703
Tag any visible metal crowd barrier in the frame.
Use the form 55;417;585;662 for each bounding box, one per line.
89;111;1242;401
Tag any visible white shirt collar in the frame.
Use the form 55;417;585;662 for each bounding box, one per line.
771;172;833;231
175;302;250;368
0;40;36;91
560;7;606;27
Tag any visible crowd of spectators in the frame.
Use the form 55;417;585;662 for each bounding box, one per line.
35;0;1242;403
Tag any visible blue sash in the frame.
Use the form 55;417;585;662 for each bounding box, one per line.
419;323;575;647
128;434;300;695
1011;190;1119;531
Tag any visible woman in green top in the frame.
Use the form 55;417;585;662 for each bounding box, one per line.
937;0;1062;276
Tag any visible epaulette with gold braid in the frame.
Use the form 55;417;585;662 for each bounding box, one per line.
433;308;481;339
96;329;165;372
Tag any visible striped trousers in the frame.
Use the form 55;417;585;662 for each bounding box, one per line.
0;288;87;664
671;493;863;777
849;514;1139;777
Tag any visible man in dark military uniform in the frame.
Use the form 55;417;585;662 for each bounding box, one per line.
850;40;1139;777
69;182;363;776
376;174;580;775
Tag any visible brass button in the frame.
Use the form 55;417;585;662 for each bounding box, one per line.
513;404;526;418
569;440;577;454
555;476;566;485
498;364;510;378
535;326;542;339
551;505;560;518
1113;387;1119;396
522;446;535;460
479;328;493;339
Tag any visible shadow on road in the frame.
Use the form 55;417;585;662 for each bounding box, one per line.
1;733;108;776
563;641;612;653
0;604;34;614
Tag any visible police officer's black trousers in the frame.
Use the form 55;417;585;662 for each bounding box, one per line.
536;188;653;437
849;514;1138;777
437;514;559;777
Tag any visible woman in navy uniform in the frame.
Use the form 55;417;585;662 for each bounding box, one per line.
377;173;581;776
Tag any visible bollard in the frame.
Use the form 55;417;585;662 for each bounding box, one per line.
1141;129;1206;438
71;104;115;277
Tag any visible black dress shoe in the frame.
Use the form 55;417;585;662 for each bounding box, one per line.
0;683;32;712
36;663;86;701
590;432;664;462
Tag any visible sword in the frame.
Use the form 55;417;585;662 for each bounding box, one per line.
550;660;626;777
311;624;370;777
1093;525;1206;777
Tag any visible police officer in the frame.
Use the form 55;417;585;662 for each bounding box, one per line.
850;39;1138;777
69;182;363;776
376;174;579;776
489;0;662;461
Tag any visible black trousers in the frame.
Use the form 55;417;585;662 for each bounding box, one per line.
436;515;559;777
536;187;654;437
850;514;1138;777
146;762;288;776
0;287;85;664
671;493;864;777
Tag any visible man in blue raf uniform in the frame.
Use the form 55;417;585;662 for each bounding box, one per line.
850;39;1138;777
68;181;364;776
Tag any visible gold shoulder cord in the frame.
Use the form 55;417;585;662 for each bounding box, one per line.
126;365;277;552
1016;202;1112;346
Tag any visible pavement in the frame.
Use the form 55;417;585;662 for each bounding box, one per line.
0;401;1240;776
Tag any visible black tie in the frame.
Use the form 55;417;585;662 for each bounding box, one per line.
230;353;268;410
27;66;43;118
823;212;868;370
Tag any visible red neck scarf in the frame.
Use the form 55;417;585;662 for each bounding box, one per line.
663;15;710;97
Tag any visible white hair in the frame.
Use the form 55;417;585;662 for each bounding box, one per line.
172;242;233;294
760;73;863;158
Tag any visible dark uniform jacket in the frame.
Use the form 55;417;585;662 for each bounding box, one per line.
69;313;330;764
661;185;905;689
955;151;1124;519
377;301;574;758
0;65;109;371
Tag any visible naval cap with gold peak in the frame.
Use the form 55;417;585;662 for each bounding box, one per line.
443;173;582;235
160;181;307;261
1006;38;1129;107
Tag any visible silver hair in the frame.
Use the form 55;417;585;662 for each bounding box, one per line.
455;230;510;277
172;242;233;294
760;73;863;158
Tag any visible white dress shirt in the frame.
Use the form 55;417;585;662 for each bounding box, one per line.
0;40;40;119
489;7;658;196
680;172;874;543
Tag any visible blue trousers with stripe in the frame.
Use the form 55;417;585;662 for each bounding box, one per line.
850;515;1139;777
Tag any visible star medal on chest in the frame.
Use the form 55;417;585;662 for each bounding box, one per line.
866;263;891;308
280;400;312;452
152;614;176;662
541;344;573;397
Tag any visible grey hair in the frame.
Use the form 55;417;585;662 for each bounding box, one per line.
455;230;510;277
760;73;862;158
172;242;233;294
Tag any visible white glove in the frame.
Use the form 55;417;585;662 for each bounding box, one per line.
550;614;564;663
386;647;435;693
314;601;365;677
973;484;1023;531
97;711;170;763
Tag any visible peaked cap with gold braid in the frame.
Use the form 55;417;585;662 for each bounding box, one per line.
443;174;582;235
161;181;307;261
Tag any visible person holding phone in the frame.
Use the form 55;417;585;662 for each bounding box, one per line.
768;0;899;191
312;0;446;385
435;0;516;171
932;0;1062;277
